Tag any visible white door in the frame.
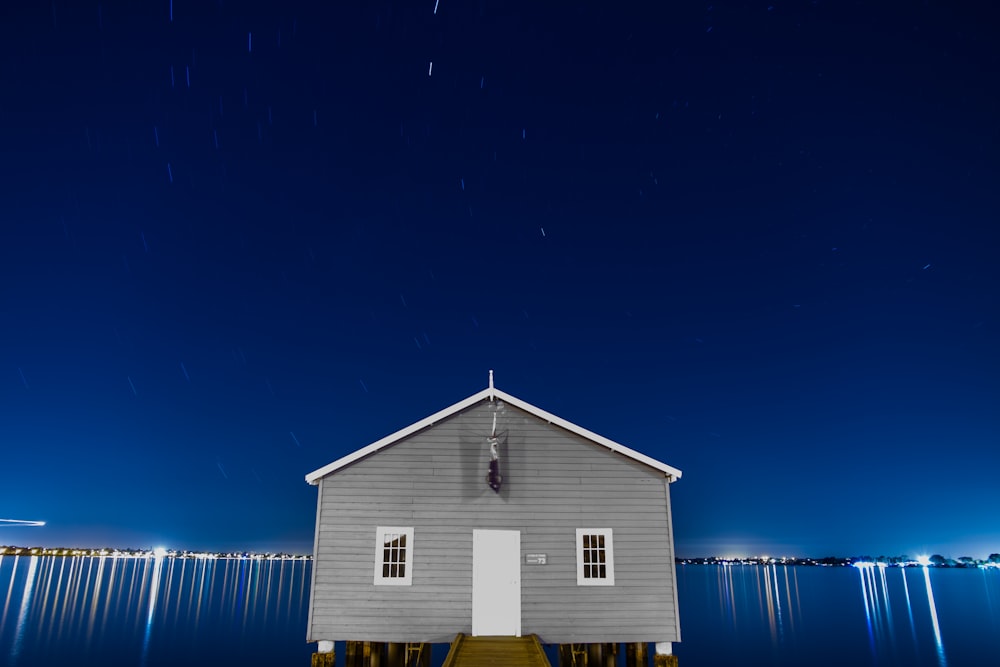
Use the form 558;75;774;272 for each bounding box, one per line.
471;529;521;636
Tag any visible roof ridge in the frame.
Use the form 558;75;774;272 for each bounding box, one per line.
304;382;682;485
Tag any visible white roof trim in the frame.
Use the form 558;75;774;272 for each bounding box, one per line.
491;388;683;480
305;385;683;485
305;388;492;484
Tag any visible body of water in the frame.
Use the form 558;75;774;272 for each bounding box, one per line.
2;555;999;666
0;554;312;666
675;563;1000;667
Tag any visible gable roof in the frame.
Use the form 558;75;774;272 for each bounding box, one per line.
305;380;683;485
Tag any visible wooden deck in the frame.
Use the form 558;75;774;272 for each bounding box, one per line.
442;634;551;667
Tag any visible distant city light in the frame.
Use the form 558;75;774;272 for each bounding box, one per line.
917;555;931;566
0;545;310;560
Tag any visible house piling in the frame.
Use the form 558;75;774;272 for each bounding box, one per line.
555;642;655;667
315;639;670;667
334;641;431;667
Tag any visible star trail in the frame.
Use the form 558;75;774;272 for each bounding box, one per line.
1;0;997;558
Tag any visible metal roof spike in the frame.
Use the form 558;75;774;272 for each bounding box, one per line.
488;369;495;400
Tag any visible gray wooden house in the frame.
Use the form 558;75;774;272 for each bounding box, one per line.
305;375;682;664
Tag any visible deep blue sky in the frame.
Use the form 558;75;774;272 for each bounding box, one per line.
1;1;996;558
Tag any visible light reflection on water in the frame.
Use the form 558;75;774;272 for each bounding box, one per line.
922;566;946;667
10;555;37;660
856;563;947;667
678;563;1000;667
715;562;804;646
0;554;311;667
140;554;163;667
4;556;1000;666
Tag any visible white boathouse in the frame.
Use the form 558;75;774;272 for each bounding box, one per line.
305;374;682;666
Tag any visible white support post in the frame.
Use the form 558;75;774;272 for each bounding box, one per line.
318;640;334;654
655;642;672;656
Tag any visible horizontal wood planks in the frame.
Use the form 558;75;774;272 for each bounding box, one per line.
309;400;680;644
443;634;551;667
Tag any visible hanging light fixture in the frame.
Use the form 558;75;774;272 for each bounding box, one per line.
486;411;503;493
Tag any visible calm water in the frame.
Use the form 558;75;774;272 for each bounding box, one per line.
0;554;313;667
2;556;999;666
674;563;1000;667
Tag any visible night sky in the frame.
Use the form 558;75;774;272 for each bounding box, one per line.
2;1;997;558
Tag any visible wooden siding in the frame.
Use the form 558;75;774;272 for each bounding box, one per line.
308;399;680;645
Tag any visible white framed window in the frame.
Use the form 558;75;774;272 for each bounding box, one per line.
576;528;615;585
374;526;414;586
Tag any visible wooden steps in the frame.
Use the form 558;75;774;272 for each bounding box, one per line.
442;634;551;667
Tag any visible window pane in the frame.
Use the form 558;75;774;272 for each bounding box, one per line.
577;529;613;585
376;528;413;584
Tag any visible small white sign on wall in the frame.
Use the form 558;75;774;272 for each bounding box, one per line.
525;553;547;565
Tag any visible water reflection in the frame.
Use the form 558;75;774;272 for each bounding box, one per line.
140;553;164;666
0;554;310;666
762;563;785;642
921;566;946;667
710;562;803;644
855;563;950;667
11;556;38;662
901;566;917;646
678;562;1000;667
717;562;737;629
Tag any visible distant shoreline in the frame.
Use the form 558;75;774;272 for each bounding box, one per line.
0;545;310;560
678;555;1000;569
5;545;998;568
